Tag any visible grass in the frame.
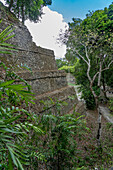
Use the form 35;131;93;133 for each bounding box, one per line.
68;82;76;86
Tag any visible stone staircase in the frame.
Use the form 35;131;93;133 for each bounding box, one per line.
0;3;78;114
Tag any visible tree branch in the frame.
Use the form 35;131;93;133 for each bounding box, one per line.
74;49;89;65
101;60;113;72
92;59;113;85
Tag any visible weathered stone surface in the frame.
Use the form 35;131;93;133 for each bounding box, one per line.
15;49;57;70
99;106;113;124
0;2;57;71
17;70;67;95
17;70;66;80
66;73;76;84
32;86;78;114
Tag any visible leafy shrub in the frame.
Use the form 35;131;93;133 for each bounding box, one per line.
38;99;88;169
80;85;100;110
0;21;44;169
0;19;90;170
108;98;113;114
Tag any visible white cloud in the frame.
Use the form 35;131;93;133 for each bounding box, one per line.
25;7;68;59
1;0;5;5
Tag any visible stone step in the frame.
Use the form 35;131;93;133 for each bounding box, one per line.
17;70;68;95
15;47;57;70
31;86;78;114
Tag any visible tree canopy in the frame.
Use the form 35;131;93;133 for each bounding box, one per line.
62;3;113;108
4;0;52;24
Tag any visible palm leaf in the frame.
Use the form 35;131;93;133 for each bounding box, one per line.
7;145;18;168
4;115;22;124
0;80;15;87
8;152;13;170
0;24;14;41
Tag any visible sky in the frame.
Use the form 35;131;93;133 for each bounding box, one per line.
26;0;113;59
25;7;68;59
49;0;113;22
1;0;113;59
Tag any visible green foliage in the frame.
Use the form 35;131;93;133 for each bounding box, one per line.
55;58;69;69
0;20;16;54
108;98;113;114
0;22;44;169
59;64;75;73
0;107;30;169
64;3;113;107
0;18;112;170
0;77;45;169
59;58;80;75
107;2;113;20
43;0;52;5
0;64;33;169
80;86;96;109
4;0;52;24
103;67;113;88
73;115;113;169
38;99;88;169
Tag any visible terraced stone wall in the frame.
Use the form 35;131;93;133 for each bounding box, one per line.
0;2;78;114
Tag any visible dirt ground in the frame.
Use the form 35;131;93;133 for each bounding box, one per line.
75;109;113;169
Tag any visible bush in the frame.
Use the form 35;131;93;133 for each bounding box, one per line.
0;21;44;169
109;98;113;114
38;99;88;169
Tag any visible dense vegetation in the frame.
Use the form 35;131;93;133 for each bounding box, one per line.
0;1;113;169
0;21;89;169
3;0;52;24
57;4;113;168
58;3;113;110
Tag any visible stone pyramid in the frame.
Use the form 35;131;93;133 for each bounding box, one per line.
0;2;78;114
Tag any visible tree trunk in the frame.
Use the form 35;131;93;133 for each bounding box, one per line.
97;107;102;152
90;84;98;106
9;0;13;11
21;1;25;24
102;72;109;100
17;0;20;19
90;84;102;150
